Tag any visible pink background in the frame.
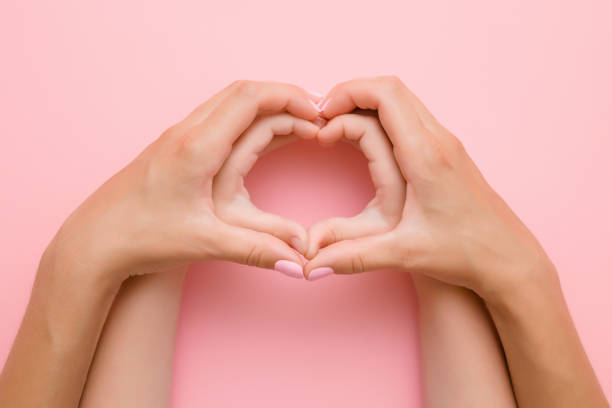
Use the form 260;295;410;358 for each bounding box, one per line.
1;0;611;406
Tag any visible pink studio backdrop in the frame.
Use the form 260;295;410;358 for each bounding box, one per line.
1;0;611;406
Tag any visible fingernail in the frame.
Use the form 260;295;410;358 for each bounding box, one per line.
307;267;334;281
309;99;322;112
274;260;304;279
290;236;305;254
317;98;331;112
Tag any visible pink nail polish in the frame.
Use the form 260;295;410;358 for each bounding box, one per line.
274;260;304;279
317;98;331;112
309;99;322;112
308;267;334;281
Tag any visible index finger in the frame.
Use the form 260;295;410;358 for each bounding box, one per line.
184;81;321;165
318;76;437;172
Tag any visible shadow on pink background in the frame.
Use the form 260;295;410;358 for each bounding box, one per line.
0;0;611;406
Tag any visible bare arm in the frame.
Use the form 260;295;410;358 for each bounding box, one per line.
79;269;186;408
0;250;120;407
486;269;606;406
413;276;516;407
0;81;320;407
305;76;608;407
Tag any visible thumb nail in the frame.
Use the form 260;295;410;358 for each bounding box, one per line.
274;260;304;279
308;267;334;281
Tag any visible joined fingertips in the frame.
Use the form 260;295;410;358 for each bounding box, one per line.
317;98;332;114
316;117;345;145
304;232;398;278
307;267;335;281
292;119;320;140
313;116;327;128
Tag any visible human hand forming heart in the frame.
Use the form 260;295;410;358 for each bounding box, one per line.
212;111;405;279
15;78;603;408
39;77;556;303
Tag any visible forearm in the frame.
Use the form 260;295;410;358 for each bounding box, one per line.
413;275;516;407
486;268;608;408
80;269;186;408
0;254;121;407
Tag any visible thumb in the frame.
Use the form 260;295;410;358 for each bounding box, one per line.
304;231;400;281
305;209;390;259
217;197;309;255
213;221;305;279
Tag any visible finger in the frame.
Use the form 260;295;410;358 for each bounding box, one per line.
260;134;299;155
184;81;321;172
221;201;309;254
317;114;405;204
227;113;320;175
213;221;305;279
179;84;322;132
213;113;319;199
305;210;390;259
304;232;400;280
317;76;438;173
213;114;319;254
307;114;405;257
175;85;236;131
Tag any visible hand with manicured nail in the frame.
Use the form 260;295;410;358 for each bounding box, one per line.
303;76;607;408
305;112;406;280
40;81;320;288
305;76;556;297
211;111;406;281
212;113;321;278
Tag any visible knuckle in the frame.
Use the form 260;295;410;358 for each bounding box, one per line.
413;130;455;171
160;123;182;141
351;254;366;274
244;244;264;267
447;134;467;156
378;75;405;93
231;79;258;97
179;131;204;158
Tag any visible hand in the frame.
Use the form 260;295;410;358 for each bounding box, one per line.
305;76;557;299
212;112;319;277
305;112;405;259
40;81;321;286
212;111;406;280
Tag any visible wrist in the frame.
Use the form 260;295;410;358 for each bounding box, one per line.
39;237;125;298
478;256;561;311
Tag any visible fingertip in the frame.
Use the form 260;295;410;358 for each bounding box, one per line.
313;116;327;128
274;259;304;279
317;98;331;113
290;235;307;255
293;119;320;140
304;241;320;260
316;118;343;146
306;267;335;282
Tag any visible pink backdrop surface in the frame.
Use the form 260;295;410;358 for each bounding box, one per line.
1;0;611;406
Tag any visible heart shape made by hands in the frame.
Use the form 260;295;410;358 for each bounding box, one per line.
212;112;406;279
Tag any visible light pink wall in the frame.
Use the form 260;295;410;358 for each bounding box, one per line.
1;0;610;405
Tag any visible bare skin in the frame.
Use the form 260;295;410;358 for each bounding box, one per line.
79;270;186;408
305;76;609;407
0;81;320;407
77;110;516;407
0;77;606;407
